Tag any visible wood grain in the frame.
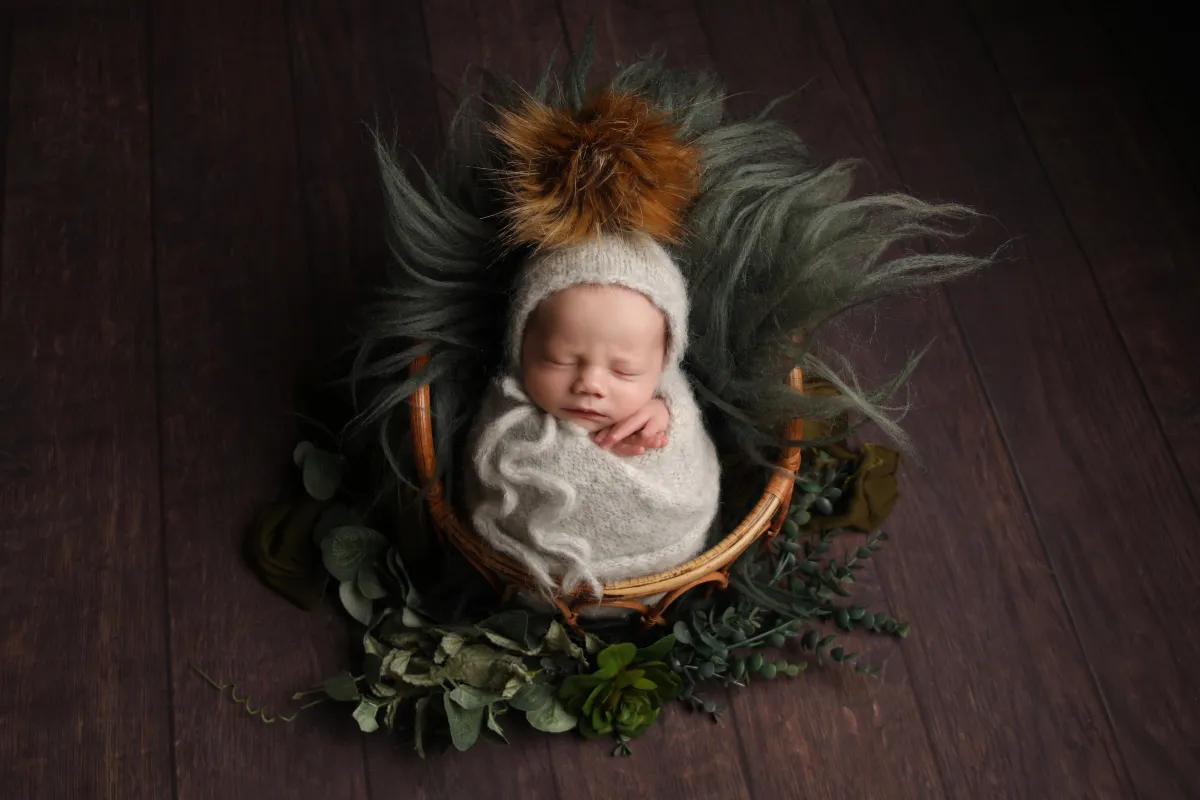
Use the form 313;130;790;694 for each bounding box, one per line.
1089;0;1200;194
0;8;173;798
151;1;368;797
969;0;1200;504
285;0;441;354
283;1;562;795
835;0;1198;796
696;1;1131;797
422;0;568;129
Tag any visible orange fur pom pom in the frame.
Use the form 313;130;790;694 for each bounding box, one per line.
492;90;701;250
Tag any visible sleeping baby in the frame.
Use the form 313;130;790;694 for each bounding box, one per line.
462;231;721;602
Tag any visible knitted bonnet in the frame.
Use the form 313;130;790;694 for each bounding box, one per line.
503;232;691;375
491;88;702;374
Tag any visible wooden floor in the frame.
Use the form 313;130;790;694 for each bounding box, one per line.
2;0;1197;798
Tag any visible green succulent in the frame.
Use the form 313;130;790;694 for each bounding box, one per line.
559;636;683;742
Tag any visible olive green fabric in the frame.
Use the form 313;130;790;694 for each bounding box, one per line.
809;443;900;533
245;493;328;609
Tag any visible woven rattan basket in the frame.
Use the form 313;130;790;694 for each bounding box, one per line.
407;355;804;627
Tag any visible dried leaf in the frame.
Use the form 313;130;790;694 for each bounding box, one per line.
486;705;508;742
413;696;430;758
381;649;412;680
353;698;381;733
435;632;467;665
542;621;583;659
449;684;503;710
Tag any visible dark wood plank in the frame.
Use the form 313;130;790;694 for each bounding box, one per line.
422;0;567;126
151;1;369;797
835;0;1199;796
284;1;564;794
1089;0;1200;194
696;1;1132;797
286;0;441;354
970;0;1200;509
0;8;174;799
558;2;934;797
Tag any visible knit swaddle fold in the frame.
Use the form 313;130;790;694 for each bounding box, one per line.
463;363;721;598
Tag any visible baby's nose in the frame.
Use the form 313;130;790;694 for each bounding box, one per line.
573;368;606;395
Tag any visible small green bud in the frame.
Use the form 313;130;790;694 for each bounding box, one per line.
780;540;802;554
814;497;834;515
801;630;818;649
836;608;851;629
861;612;876;630
849;606;866;620
748;653;764;672
731;658;746;679
784;664;801;677
782;520;800;538
759;662;777;679
768;632;786;648
831;647;845;662
703;701;717;714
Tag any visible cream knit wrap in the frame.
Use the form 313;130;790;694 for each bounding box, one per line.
461;233;721;598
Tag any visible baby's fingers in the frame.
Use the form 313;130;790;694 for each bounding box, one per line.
597;413;648;449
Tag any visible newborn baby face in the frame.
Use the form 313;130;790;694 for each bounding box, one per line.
521;284;667;433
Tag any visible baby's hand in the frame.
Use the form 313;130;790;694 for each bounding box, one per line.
592;398;670;456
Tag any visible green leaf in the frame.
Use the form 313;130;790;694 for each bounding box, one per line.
527;698;578;733
444;693;485;751
510;682;555;712
597;643;636;675
814;497;834;515
583;633;606;655
321;526;388;582
486;705;507;742
338;580;373;626
635;634;675;664
798;481;823;494
479;610;534;650
324;671;360;702
353;698;381;733
302;448;344;501
482;630;535;654
542;621;583;659
293;441;316;467
449;685;503;710
835;608;851;630
671;621;692;645
356;562;388;600
313;504;359;545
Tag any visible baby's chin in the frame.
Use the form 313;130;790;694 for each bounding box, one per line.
551;409;609;432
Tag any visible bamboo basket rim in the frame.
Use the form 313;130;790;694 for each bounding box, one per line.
406;355;804;604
